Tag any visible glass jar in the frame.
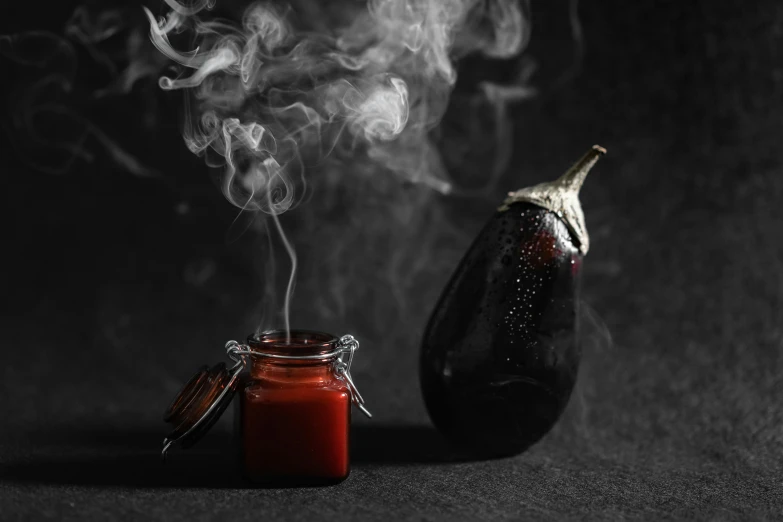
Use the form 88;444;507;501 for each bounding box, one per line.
240;330;351;484
162;329;370;486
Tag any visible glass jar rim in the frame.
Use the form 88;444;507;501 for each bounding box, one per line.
246;329;340;358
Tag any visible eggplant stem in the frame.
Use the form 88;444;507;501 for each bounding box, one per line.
560;145;606;193
499;145;607;255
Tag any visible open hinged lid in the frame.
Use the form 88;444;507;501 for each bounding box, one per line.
161;362;241;460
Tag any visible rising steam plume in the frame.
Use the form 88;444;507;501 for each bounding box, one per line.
141;0;533;335
1;0;539;346
143;0;530;209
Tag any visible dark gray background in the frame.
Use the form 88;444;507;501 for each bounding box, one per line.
2;0;782;519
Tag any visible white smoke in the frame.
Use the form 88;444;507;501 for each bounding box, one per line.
1;0;535;342
142;0;530;213
140;0;533;335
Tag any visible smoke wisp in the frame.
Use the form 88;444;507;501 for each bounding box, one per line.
143;0;530;210
0;5;172;177
142;0;533;334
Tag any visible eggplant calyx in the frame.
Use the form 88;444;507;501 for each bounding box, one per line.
499;145;606;255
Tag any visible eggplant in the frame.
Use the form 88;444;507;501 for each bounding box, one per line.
420;146;606;457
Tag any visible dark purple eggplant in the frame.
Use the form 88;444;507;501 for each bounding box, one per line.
420;146;606;457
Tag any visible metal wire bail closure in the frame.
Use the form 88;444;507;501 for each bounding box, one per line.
333;335;372;418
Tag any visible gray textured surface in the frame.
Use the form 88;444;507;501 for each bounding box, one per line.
2;0;783;519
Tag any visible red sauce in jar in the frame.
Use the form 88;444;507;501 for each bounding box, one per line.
238;331;351;485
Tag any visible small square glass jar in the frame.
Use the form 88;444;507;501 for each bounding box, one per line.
239;330;351;485
162;329;369;487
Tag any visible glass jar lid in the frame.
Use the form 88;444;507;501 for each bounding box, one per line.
162;362;240;460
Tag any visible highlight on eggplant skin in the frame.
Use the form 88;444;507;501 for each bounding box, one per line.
419;146;605;458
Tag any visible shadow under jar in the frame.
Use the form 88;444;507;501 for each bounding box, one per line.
162;329;370;487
